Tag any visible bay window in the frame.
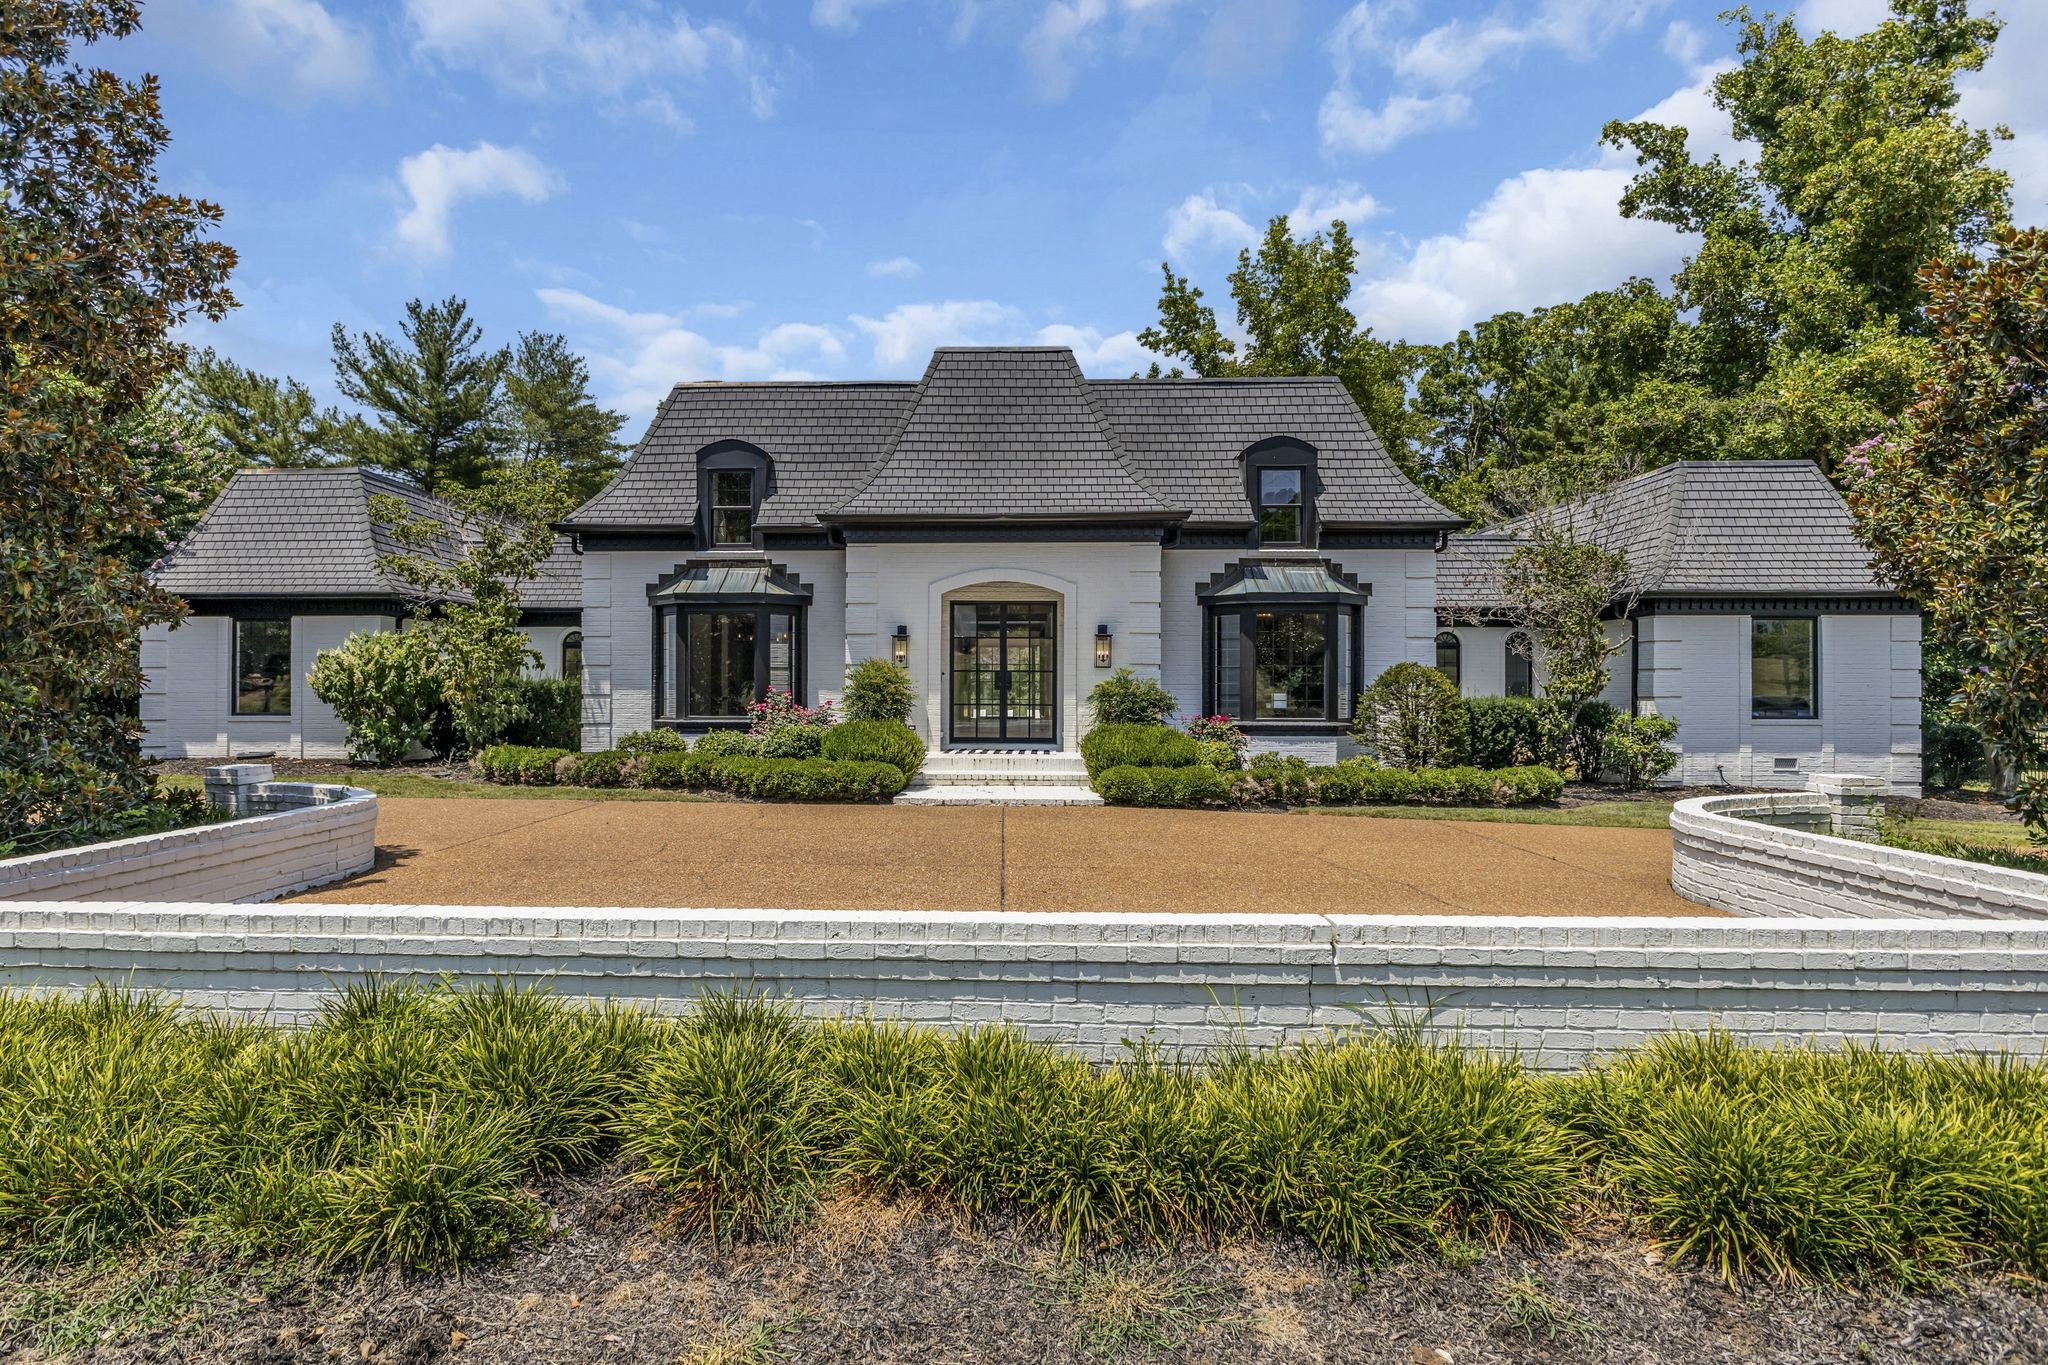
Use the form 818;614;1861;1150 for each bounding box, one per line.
1207;604;1361;723
659;606;800;721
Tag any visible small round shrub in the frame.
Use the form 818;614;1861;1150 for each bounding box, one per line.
1603;713;1681;790
561;750;630;788
1094;765;1156;805
841;658;916;724
756;724;826;760
1080;723;1200;778
1168;765;1230;806
1192;738;1239;771
693;730;761;759
1354;663;1470;770
617;729;689;755
820;720;926;778
1085;668;1178;727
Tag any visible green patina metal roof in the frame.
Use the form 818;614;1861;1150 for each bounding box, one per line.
1197;558;1369;603
648;559;813;603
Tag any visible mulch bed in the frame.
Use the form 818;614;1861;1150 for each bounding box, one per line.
7;1168;2041;1365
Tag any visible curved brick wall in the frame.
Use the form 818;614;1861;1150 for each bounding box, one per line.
1671;793;2048;921
0;784;377;904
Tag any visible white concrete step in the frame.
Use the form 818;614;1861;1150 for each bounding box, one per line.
895;782;1103;806
917;748;1090;786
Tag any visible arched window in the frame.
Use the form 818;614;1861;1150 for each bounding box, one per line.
1505;632;1534;698
1433;631;1461;688
561;631;583;681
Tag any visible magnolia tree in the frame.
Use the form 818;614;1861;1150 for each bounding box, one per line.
1847;227;2048;838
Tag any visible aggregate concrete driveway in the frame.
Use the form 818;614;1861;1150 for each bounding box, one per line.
291;797;1708;916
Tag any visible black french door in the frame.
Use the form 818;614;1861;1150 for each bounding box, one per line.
949;602;1056;744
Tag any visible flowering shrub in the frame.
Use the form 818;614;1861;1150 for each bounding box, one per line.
1184;714;1247;759
747;690;838;759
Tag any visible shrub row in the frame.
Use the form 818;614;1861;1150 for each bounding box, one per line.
6;988;2043;1287
1079;722;1202;777
1087;744;1564;809
639;753;907;802
473;721;924;801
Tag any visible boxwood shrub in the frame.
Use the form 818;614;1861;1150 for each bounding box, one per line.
472;744;572;785
617;729;689;755
635;752;906;801
559;750;633;788
692;730;762;759
1080;723;1201;778
820;720;925;779
1094;764;1233;807
1314;762;1563;807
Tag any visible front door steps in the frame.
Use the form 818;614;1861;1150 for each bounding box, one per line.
894;747;1102;806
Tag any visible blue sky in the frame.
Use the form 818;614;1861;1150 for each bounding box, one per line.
113;0;2046;431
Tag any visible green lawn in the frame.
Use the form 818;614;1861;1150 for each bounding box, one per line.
155;772;709;803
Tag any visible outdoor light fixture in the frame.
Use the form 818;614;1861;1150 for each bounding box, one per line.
892;624;910;666
1095;624;1113;668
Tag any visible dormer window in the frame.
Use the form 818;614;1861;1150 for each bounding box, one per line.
711;470;755;545
1257;468;1304;545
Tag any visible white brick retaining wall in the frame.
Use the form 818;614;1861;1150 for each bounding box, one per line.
0;785;377;904
1672;791;2048;921
2;906;2042;1071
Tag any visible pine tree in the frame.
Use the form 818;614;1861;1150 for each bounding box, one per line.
502;331;627;502
184;347;343;468
331;296;505;494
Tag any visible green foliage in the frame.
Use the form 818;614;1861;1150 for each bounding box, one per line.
1848;227;2048;836
1080;724;1200;779
625;752;906;802
182;347;346;469
500;330;628;503
1093;764;1231;808
616;728;689;755
330;297;505;496
6;991;2044;1284
559;750;632;788
1310;763;1564;808
1566;701;1620;781
1557;1032;2048;1285
1498;513;1634;715
1601;714;1681;791
116;384;236;572
820;720;925;778
1140;217;1422;466
693;729;763;759
471;744;571;785
0;1;236;856
840;657;916;724
499;676;581;751
1085;669;1179;727
1464;697;1564;770
307;629;445;766
1236;752;1315;804
747;691;836;759
1191;738;1239;772
1354;663;1470;770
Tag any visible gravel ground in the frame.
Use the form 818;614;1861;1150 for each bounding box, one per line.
6;1172;2041;1365
285;797;1704;916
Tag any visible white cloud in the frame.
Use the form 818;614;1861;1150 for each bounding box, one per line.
1024;0;1180;100
1162;190;1259;260
868;256;923;280
393;143;561;260
1287;183;1381;236
538;288;849;417
149;0;373;99
851;300;1021;370
1035;324;1154;374
812;0;891;30
404;0;779;126
1624;58;1741;163
1356;164;1692;343
1662;19;1705;66
1321;0;1663;155
1957;4;2048;224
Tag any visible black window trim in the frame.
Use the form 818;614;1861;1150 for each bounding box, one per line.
1434;630;1462;688
561;630;582;680
1241;437;1319;549
1750;613;1821;721
696;440;772;551
230;616;293;718
654;602;807;727
1504;631;1535;699
1202;599;1362;728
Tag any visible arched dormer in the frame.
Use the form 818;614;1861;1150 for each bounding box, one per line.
1238;436;1319;549
696;440;773;550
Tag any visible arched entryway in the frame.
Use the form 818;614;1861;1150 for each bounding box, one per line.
937;579;1065;747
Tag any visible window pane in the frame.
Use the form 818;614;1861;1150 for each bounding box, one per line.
1505;633;1534;698
1257;468;1304;543
767;612;795;695
1213;614;1242;717
1752;618;1817;719
234;619;291;716
712;508;752;544
712;470;752;506
562;631;582;680
1435;631;1462;687
1259;468;1302;506
1253;611;1326;719
687;611;756;717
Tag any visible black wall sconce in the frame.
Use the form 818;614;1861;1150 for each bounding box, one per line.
1094;624;1113;668
892;624;910;666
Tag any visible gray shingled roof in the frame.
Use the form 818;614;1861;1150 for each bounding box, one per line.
154;467;581;612
564;347;1460;530
1435;461;1894;611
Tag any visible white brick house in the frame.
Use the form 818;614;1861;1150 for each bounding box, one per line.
141;347;1923;792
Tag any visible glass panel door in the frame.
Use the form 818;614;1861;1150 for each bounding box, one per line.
949;602;1057;744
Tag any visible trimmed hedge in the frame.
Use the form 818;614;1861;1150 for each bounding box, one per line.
1080;723;1201;778
617;729;689;755
637;752;906;802
1094;764;1232;807
820;720;925;779
693;730;762;759
500;677;582;751
1092;753;1564;809
558;750;634;788
1464;696;1560;769
472;745;572;785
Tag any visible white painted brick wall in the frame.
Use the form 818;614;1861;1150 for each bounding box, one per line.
3;906;2041;1071
0;790;378;903
1671;793;2048;921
